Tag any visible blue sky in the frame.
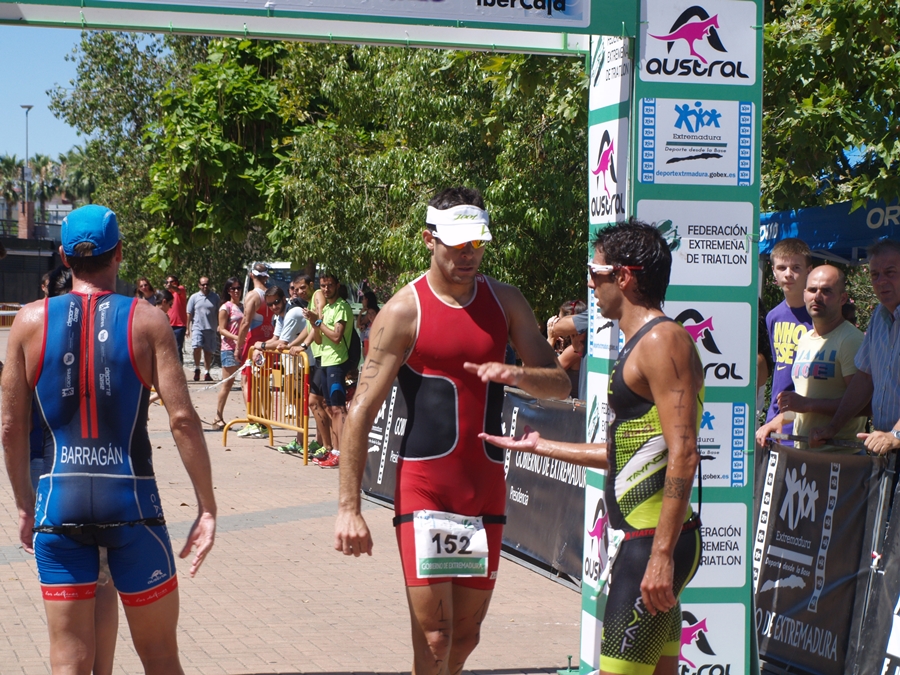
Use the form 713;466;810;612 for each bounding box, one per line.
0;25;83;160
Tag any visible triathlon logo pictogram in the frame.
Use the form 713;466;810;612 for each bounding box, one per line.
674;308;721;354
591;130;617;198
649;6;727;65
680;611;717;668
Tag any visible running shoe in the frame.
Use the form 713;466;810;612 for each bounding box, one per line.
252;424;269;439
193;368;201;382
318;451;340;468
308;441;323;453
278;439;302;454
204;373;213;382
310;447;330;462
236;423;262;437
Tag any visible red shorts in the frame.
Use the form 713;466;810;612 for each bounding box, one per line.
395;518;504;590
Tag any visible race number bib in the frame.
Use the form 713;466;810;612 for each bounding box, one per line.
413;510;490;578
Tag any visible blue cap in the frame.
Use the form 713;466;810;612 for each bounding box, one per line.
62;205;120;257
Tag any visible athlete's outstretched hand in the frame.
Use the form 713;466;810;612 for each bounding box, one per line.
18;511;34;554
180;512;216;577
463;361;522;387
335;510;373;557
640;551;676;616
478;427;541;453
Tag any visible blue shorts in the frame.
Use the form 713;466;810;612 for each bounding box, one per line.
191;328;218;354
34;522;178;606
33;475;178;606
220;349;239;368
314;362;349;407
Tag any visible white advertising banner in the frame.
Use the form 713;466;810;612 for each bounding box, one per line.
589;118;630;224
664;301;752;388
99;0;592;28
680;603;746;675
691;502;747;587
586;371;612;444
696;401;749;488
637;199;754;287
589;36;632;110
639;98;753;186
639;0;757;85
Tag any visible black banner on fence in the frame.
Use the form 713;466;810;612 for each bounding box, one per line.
500;388;585;585
850;456;900;675
361;382;586;587
753;445;884;675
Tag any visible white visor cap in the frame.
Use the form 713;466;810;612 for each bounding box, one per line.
425;205;492;247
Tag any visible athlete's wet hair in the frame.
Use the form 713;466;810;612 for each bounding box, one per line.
66;242;117;276
770;237;812;266
592;218;671;308
426;187;486;227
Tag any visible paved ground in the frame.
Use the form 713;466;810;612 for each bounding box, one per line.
0;330;581;674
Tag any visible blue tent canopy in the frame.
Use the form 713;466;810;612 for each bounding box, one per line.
760;199;900;264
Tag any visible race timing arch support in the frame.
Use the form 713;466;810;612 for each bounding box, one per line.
584;3;761;673
1;1;762;671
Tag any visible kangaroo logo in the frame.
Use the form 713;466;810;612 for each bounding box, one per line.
587;498;608;552
680;612;716;667
674;309;721;354
591;130;617;198
649;6;727;65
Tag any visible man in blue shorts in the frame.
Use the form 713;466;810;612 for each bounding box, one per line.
1;204;217;674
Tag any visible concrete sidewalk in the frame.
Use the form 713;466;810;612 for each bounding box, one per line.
0;332;581;674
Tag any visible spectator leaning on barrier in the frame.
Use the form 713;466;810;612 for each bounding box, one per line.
765;238;813;440
756;265;865;453
255;286;308;351
187;276;221;382
812;240;900;454
303;272;353;467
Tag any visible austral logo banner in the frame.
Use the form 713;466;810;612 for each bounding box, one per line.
664;301;751;387
679;604;744;675
639;0;757;85
588;119;629;225
754;445;879;675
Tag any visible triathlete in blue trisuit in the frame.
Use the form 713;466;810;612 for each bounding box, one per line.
1;204;217;675
482;220;704;675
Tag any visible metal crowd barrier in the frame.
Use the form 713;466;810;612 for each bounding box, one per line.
222;348;311;463
0;304;21;327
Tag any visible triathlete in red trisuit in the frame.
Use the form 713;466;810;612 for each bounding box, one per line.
335;187;570;675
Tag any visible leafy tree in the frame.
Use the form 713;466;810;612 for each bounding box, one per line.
48;31;207;283
0;154;23;224
142;38;282;277
58;145;95;206
29;153;61;223
266;45;587;317
762;0;900;211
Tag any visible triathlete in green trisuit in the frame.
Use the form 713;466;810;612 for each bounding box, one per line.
482;219;704;675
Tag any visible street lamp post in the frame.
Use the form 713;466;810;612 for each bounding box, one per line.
20;105;33;205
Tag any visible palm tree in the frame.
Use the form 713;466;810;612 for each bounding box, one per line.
30;153;61;223
59;145;95;206
0;154;23;225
